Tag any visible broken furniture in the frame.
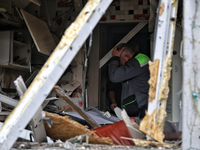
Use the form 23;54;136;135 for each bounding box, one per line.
0;30;31;71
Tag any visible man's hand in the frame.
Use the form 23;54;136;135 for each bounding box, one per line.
110;103;117;111
112;46;124;57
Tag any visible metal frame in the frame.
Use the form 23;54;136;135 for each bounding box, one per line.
0;0;112;149
14;75;47;143
0;93;18;107
139;0;179;143
29;107;47;142
0;122;31;141
148;0;178;115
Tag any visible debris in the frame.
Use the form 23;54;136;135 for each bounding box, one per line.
139;110;164;143
54;86;100;128
62;80;80;96
132;139;180;149
114;107;123;120
66;134;89;144
91;117;136;145
44;111;113;145
121;109;145;139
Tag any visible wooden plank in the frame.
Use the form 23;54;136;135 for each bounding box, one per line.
54;86;101;128
20;10;56;55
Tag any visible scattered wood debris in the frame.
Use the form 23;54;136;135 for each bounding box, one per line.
133;139;181;149
44;112;113;145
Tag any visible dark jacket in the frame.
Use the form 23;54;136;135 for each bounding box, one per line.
108;53;150;109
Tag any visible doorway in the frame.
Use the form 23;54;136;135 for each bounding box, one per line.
99;22;150;112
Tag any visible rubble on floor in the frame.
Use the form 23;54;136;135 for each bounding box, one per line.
12;142;181;150
44;111;113;145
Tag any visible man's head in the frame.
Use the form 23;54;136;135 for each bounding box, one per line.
117;43;136;65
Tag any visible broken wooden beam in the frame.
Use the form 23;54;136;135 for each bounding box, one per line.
54;86;100;128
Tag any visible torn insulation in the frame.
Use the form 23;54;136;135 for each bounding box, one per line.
44;112;113;145
148;59;160;102
139;110;164;143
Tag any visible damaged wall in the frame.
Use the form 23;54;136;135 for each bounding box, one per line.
65;0;150;25
50;48;85;110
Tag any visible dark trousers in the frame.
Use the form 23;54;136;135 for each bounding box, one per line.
122;94;147;119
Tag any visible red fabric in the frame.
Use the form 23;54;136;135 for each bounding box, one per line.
91;117;136;145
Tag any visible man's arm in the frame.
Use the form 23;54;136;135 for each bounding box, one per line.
107;78;121;111
108;57;141;83
108;45;141;83
109;91;117;111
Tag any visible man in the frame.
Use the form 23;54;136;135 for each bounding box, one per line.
108;43;150;118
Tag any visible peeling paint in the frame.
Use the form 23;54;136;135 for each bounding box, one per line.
159;2;165;16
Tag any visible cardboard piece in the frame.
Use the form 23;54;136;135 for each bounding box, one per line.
121;109;145;139
20;9;56;55
114;107;123;120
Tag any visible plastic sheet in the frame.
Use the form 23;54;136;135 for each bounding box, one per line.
92;117;136;145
